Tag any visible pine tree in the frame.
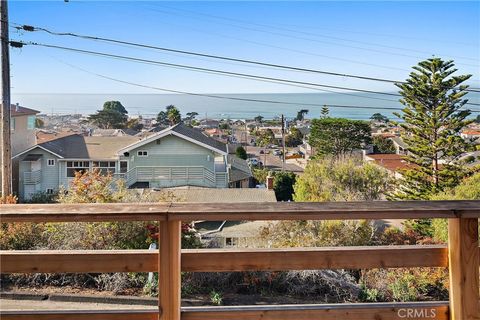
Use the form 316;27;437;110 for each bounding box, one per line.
320;105;329;118
392;58;473;200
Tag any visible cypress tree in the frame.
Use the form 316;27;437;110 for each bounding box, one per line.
392;58;473;199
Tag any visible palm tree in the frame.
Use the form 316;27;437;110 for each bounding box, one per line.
167;107;182;125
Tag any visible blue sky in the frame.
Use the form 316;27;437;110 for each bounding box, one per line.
9;1;480;95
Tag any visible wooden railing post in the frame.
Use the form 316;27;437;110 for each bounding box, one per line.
448;217;479;320
158;220;181;320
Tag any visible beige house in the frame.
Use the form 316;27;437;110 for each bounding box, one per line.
11;104;40;156
3;104;40;195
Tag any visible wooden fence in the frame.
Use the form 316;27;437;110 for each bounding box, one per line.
0;201;479;320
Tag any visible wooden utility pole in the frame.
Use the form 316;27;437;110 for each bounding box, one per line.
0;0;11;196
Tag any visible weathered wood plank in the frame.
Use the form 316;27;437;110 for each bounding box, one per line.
0;203;169;222
0;250;157;273
183;303;450;320
448;218;480;320
168;200;480;221
1;201;480;222
0;310;157;320
158;221;181;320
181;246;450;271
0;302;450;320
0;245;455;274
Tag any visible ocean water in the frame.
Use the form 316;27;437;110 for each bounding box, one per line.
12;92;480;120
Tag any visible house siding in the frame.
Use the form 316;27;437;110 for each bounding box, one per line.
18;148;60;200
128;135;216;171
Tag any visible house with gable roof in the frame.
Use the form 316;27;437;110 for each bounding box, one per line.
14;123;249;200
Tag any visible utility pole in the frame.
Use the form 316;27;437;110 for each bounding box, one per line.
281;114;285;172
0;0;11;196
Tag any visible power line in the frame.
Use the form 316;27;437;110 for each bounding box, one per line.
145;4;480;65
32;54;480;114
11;39;480;108
15;24;480;93
13;40;406;99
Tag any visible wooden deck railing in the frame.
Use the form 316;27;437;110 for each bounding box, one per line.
0;201;479;320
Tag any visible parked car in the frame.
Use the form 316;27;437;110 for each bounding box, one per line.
273;149;282;156
247;158;259;166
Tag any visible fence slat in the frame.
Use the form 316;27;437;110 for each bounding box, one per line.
0;245;454;273
0;302;450;320
448;218;480;320
2;201;480;222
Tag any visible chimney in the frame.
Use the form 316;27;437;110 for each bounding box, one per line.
15;103;19;112
266;173;274;190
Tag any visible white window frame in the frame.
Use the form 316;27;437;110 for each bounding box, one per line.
66;161;90;178
47;159;55;166
137;150;148;157
46;188;54;194
92;161;116;175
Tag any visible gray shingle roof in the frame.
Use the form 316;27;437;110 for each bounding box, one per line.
171;123;227;153
38;134;142;159
145;187;276;203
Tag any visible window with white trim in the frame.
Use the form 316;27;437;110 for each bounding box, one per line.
92;161;116;175
137;150;148;157
66;161;90;178
46;188;54;194
47;159;55;166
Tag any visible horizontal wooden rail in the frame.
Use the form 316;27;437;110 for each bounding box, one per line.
0;245;458;273
1;200;480;222
0;302;450;320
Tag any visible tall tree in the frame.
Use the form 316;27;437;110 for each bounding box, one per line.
296;109;309;121
88;101;128;129
320;105;329;118
157;105;181;126
185;112;199;124
103;101;128;114
235;146;247;160
274;171;297;201
254;115;264;123
167;106;181;125
285;127;303;147
370;113;389;124
256;129;275;147
392;58;473;199
309;118;371;156
372;136;396;154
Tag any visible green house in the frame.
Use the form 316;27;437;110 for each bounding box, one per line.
14;124;251;200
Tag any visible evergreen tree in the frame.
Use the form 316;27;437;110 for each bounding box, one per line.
296;109;309;121
88;101;128;129
372;136;396;154
235;146;247;160
320;105;329;118
309;118;371;156
370;113;389;124
392;58;473;199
